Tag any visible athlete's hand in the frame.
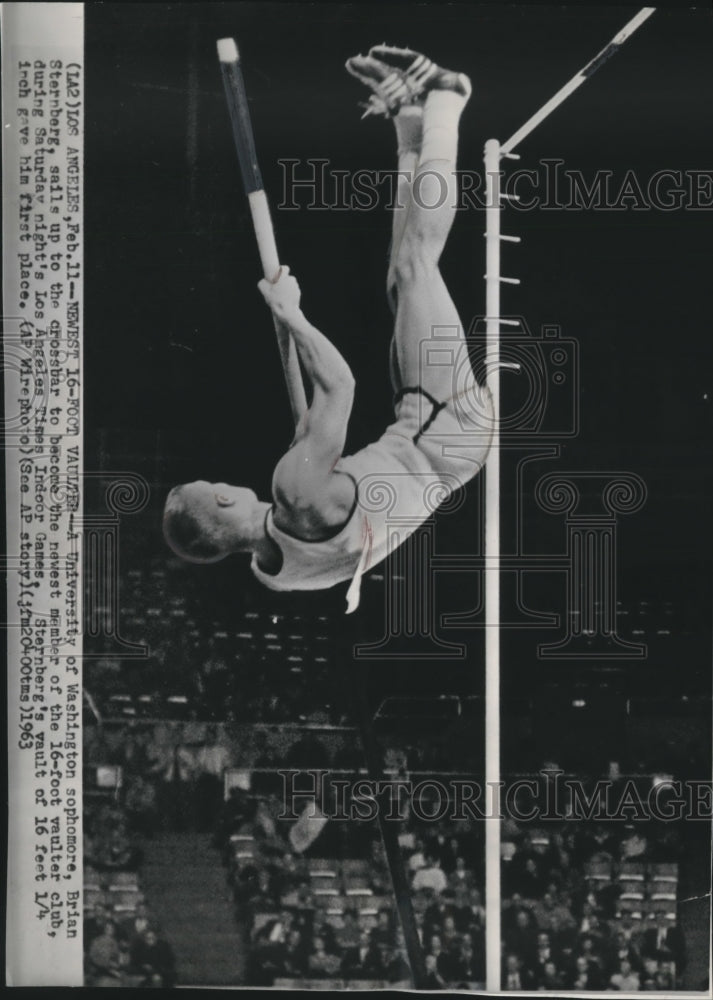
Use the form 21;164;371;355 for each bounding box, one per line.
258;265;302;319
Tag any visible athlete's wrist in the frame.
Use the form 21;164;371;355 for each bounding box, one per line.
278;304;305;326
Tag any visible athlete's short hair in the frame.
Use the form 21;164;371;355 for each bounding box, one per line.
162;485;228;563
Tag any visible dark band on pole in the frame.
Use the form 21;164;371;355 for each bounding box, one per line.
582;41;621;79
218;43;263;195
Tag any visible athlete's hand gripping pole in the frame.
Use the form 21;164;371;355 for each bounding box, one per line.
217;37;308;427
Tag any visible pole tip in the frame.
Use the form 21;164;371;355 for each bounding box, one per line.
217;38;239;63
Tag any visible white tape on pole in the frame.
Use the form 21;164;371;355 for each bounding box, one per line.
248;193;308;424
248;189;281;282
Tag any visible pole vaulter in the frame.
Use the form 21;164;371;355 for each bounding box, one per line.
162;16;654;990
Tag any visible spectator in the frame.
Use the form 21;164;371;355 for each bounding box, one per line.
215;787;253;852
423;952;447;990
468;887;486;929
503;953;535;991
641;913;686;971
424;890;455;937
532;931;560;978
118;901;153;947
427;933;458;982
453;939;482;983
87;920;123;985
261;909;295;946
578;933;605;971
606;929;642;973
448;856;476;892
531;890;577;936
451;884;476;932
537;959;564;990
335;907;361;952
504;909;537;968
131;928;176;988
311;912;339;955
385;943;411;983
609;957;641;991
245;867;279;917
307;934;341;978
195;725;232;831
280;928;308;976
84;903;112;946
567;954;604;991
425;823;453;868
271;851;306;898
370;907;396;948
413;908;427;948
412;854;448;895
620;824;648;860
512;856;544;900
441;913;462;955
124;774;159;837
246;934;283;986
92;825;141;872
368;839;392;895
407;835;427;874
151;741;198;832
280;879;315;911
654;967;675;991
341;929;383;979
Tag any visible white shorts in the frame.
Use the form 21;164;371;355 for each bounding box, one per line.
385;378;494;485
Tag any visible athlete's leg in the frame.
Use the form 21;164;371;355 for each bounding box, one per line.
346;51;475;402
389;79;471;404
388;106;422;390
388;106;422;293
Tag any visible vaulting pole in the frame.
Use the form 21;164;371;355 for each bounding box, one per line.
217;38;308;427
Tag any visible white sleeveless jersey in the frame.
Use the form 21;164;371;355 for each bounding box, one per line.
250;384;492;612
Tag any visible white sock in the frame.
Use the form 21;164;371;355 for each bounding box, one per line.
393;105;423;159
420;85;469;167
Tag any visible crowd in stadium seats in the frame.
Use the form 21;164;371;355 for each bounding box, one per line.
212;781;488;989
500;818;684;991
88;562;344;725
82;693;690;991
79;558;701;990
84;800;176;987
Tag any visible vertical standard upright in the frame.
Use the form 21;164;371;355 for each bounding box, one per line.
481;8;656;992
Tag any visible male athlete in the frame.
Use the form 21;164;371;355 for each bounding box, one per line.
164;46;493;611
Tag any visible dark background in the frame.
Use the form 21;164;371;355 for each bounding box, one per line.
84;3;713;716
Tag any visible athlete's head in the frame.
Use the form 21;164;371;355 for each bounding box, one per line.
162;480;261;563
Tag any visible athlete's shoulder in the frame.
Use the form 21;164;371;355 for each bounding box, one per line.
272;447;356;541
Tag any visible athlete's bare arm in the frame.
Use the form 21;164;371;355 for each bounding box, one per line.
258;268;357;538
